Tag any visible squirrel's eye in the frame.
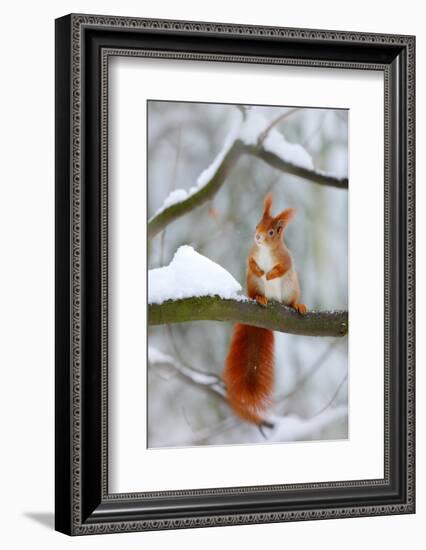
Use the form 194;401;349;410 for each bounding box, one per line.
268;229;274;237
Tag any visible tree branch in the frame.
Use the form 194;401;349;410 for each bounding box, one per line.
243;144;348;189
147;141;243;239
148;347;273;430
150;346;348;443
148;139;348;238
152;354;227;400
149;296;348;337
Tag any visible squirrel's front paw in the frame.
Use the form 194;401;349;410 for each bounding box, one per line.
293;303;307;315
255;295;268;306
249;258;264;277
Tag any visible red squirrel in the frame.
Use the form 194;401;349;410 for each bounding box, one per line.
223;192;307;425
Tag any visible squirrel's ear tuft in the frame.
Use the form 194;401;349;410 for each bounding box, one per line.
275;208;296;228
263;192;273;217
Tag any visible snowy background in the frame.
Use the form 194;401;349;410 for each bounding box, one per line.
147;101;349;448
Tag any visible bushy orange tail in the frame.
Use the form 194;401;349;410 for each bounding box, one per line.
223;324;274;425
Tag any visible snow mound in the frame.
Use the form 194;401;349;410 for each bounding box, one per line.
148;245;242;304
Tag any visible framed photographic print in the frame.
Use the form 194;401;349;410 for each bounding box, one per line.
55;14;415;535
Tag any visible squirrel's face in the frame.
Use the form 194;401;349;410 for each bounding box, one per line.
254;217;284;247
254;192;295;248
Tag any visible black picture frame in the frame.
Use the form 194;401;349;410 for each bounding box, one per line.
55;13;415;535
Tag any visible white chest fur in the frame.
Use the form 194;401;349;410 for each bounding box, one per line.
256;246;275;273
255;247;295;305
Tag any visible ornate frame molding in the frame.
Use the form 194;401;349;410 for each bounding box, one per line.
55;13;415;535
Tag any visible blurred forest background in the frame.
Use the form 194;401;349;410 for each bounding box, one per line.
147;101;348;448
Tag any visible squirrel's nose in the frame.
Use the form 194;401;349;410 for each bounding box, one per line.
255;233;261;241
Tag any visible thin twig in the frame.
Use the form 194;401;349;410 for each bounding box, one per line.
235;104;249;120
148;352;226;401
277;338;343;401
257;108;301;146
302;112;327;149
192;416;239;445
310;373;348;419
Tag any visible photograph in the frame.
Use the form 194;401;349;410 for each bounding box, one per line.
147;100;349;448
52;10;414;538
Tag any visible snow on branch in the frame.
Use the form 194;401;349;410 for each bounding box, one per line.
148;346;277;432
148;246;348;337
148;108;348;238
240;109;348;188
148;140;243;239
148;346;226;400
240;109;314;170
148;246;242;304
244;145;348;188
